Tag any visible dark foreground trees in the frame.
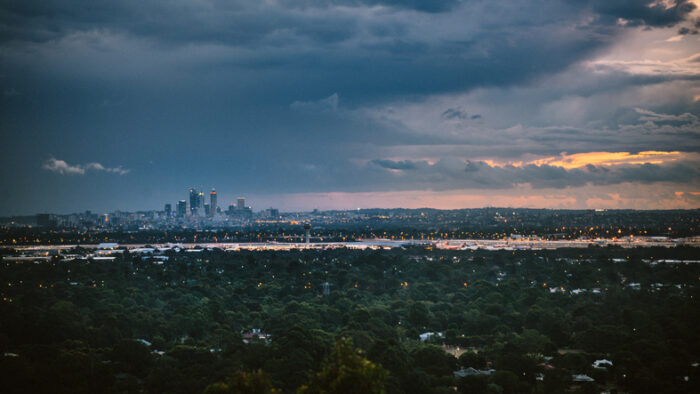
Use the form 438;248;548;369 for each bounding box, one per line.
202;339;387;394
1;246;699;393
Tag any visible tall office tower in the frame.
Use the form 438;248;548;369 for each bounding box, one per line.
237;197;245;210
198;191;204;209
189;188;199;215
204;203;211;216
209;189;217;216
177;200;187;217
164;204;172;216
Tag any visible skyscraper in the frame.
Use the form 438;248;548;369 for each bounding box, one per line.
189;188;200;215
164;203;172;216
237;197;245;210
177;200;187;217
210;189;217;217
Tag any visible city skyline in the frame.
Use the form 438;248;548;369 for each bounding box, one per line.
2;1;700;215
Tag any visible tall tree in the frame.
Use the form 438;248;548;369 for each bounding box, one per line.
298;338;388;394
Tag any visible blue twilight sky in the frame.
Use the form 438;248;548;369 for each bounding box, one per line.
1;0;700;215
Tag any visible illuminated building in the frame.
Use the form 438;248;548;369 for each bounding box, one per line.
210;189;217;217
189;188;201;215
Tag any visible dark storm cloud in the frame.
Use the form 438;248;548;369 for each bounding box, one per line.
0;1;357;47
2;0;696;103
0;0;698;213
581;0;696;27
360;0;459;13
440;108;482;122
370;159;418;170
441;108;468;120
348;158;700;192
678;26;698;34
279;0;460;13
635;108;699;126
440;108;482;121
3;0;693;45
367;103;700;161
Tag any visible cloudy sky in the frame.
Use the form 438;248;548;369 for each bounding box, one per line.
1;0;700;214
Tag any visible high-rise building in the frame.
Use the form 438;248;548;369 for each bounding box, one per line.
237;197;245;210
263;208;279;218
164;204;172;216
189;188;200;215
204;203;211;216
198;191;204;209
177;200;187;217
210;189;217;217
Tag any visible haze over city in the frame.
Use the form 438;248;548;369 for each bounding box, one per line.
2;0;700;214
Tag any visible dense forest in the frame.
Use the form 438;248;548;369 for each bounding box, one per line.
1;246;699;393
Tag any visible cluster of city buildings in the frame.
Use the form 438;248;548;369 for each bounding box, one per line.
165;188;257;219
33;188;285;229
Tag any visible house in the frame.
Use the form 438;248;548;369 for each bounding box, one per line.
419;331;444;341
242;328;271;344
592;359;613;369
454;368;479;378
453;368;496;378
